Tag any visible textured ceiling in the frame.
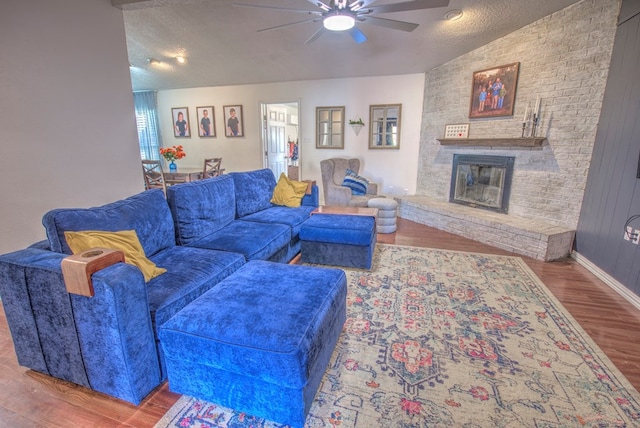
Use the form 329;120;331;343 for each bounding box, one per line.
122;0;582;91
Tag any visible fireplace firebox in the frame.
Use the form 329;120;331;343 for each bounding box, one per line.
449;154;514;213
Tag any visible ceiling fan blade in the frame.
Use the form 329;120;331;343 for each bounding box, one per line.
306;0;331;12
349;0;374;11
359;15;418;32
365;0;449;14
233;2;322;15
349;27;367;43
304;27;326;44
257;18;320;33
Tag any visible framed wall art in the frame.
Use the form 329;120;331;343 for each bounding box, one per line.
171;107;191;138
469;62;519;119
196;106;216;138
223;105;244;137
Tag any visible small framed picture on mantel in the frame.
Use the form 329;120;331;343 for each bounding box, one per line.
444;124;470;139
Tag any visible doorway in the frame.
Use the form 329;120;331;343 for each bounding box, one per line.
260;101;300;180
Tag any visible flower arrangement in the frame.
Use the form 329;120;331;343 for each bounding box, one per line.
159;145;186;162
349;118;365;126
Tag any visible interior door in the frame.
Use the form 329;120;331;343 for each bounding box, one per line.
267;108;286;177
262;101;300;179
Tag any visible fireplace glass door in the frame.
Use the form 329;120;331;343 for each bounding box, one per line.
454;165;505;210
450;155;514;213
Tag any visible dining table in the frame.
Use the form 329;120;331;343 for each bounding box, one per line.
163;167;205;185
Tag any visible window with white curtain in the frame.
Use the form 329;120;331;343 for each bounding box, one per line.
133;91;163;160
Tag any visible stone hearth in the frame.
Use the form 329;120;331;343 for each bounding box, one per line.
396;195;575;261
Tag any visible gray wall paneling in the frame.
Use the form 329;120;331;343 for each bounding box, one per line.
576;0;640;295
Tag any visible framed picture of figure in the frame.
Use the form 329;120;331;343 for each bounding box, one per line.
171;107;191;138
196;106;216;138
223;105;244;137
469;62;519;119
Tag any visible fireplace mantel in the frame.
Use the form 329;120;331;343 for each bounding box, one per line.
437;137;546;148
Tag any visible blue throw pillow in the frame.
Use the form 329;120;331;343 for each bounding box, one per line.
342;168;368;195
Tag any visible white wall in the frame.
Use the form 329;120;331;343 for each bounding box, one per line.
0;1;143;254
157;74;425;203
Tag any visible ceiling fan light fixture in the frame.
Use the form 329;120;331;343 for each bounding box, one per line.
323;13;355;31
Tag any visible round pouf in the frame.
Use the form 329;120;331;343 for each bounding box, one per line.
368;197;398;233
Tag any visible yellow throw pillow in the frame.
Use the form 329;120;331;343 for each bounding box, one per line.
64;230;167;282
270;173;309;208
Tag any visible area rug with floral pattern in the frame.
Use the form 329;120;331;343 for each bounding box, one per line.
155;244;640;427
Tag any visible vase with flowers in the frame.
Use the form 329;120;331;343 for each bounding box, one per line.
159;145;186;171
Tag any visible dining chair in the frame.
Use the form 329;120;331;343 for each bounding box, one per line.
141;160;167;194
202;158;224;178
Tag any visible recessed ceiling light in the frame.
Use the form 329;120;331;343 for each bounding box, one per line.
148;58;161;65
175;56;187;64
444;9;463;21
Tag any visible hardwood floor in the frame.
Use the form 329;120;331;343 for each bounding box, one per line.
1;217;639;427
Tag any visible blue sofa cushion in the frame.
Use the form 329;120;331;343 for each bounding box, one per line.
231;169;277;218
166;175;237;245
186;220;291;261
240;205;315;238
146;246;245;336
300;214;376;246
42;189;174;257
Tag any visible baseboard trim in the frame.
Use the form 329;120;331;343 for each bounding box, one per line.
571;250;640;312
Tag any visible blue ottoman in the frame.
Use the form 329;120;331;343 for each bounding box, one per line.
159;260;347;428
300;214;377;269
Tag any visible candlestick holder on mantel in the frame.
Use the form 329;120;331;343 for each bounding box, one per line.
521;97;542;138
531;113;540;137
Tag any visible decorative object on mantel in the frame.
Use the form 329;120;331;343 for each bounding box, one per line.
349;117;364;135
521;97;542;137
437;137;546;148
444;123;470;139
469;62;519;119
160;145;186;171
532;96;541;136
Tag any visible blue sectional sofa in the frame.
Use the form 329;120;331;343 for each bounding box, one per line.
167;168;318;263
0;169;321;405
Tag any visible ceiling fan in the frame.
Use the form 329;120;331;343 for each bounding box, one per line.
233;0;450;44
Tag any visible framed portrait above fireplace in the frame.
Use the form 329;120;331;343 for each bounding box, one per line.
469;62;519;119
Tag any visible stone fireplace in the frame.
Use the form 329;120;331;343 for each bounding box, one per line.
449;154;514;214
399;146;575;261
